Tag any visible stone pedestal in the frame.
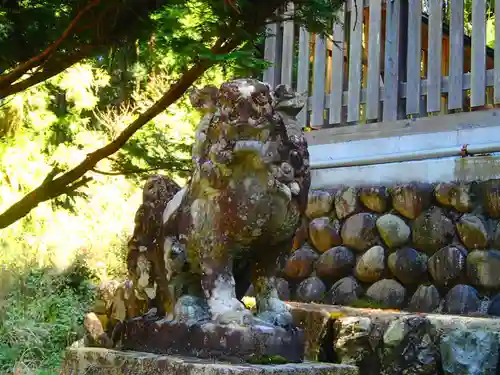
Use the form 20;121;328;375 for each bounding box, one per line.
61;347;359;375
118;316;305;363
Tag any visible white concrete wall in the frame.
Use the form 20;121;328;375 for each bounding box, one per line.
308;124;500;189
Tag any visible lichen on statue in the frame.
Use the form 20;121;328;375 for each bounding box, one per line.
84;78;310;360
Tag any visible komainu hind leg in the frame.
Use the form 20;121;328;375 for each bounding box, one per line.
252;240;294;328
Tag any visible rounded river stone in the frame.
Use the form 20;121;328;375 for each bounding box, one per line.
482;180;500;218
456;214;489;250
391;183;432;219
360;186;389;213
296;276;327;303
467;250;500;289
407;284;441;313
376;214;411;248
283;244;318;280
306;190;334;219
427;245;467;287
328;276;363;305
315;246;356;279
334;187;361;219
365;279;406;308
354;245;386;283
412;207;455;255
388;247;428;285
341;213;379;253
443;284;480;315
309;216;342;253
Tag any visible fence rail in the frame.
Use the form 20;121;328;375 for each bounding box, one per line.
263;0;498;128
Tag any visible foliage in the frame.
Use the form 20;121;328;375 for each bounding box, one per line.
0;259;97;374
0;0;348;371
440;0;496;47
0;0;347;229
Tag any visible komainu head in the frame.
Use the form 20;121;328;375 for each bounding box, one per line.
189;78;306;168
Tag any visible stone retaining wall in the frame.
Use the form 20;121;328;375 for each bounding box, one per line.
256;180;500;317
288;301;500;375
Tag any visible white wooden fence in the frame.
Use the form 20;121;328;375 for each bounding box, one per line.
263;0;499;128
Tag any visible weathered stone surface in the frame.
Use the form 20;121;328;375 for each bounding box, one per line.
276;277;291;301
108;79;314;355
174;295;211;326
296;276;327;303
109;281;138;323
341;213;379;253
288;301;500;375
376;214;410;248
391;183;432;219
309;217;342;253
354;245;386;283
443;284;480;315
427;245;467;287
456;214;489;250
435;183;473;213
365;279;406;309
335;187;361;220
412;207;455;255
293;220;309;250
359;186;389;213
492;221;500;249
289;303;331;361
95;280;121;313
284;245;319;280
328;277;364;306
407;285;441;313
334;317;380;375
315;246;356;280
388;247;428;285
434;183;456;206
61;347;359;375
466;249;500;289
440;329;499;375
120;316;306;362
487;293;500;316
381;316;439;375
306;190;334;219
482;179;500;218
84;312;113;348
127;174;182;313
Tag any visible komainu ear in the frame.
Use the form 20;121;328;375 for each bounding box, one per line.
189;85;219;113
273;84;307;117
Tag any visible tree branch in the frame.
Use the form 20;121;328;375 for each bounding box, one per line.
0;37;240;229
91;165;191;176
0;46;97;99
0;0;102;89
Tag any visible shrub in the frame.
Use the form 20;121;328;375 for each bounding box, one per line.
0;259;98;374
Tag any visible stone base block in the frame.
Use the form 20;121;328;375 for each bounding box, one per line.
118;317;305;363
61;347;359;375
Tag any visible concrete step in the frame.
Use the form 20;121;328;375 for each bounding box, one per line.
60;346;359;375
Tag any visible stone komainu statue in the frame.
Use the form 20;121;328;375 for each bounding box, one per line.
85;78;310;347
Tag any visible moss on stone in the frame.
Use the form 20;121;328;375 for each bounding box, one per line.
349;297;392;310
247;354;289;364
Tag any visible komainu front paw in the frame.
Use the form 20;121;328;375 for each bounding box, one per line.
174;295;210;325
210;297;254;325
256;297;293;328
255;310;293;328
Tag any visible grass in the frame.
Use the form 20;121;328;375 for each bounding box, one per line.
0;257;100;374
